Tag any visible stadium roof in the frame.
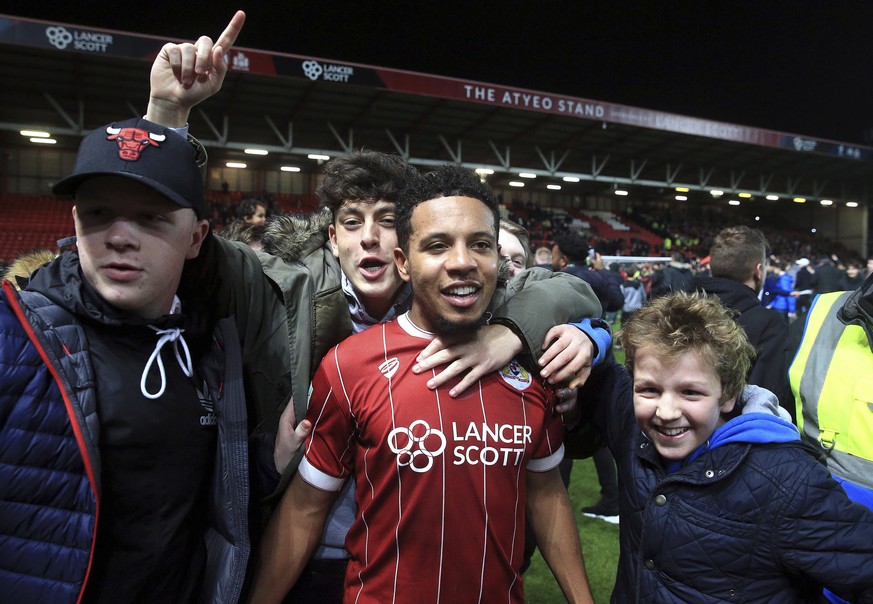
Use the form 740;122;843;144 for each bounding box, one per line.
1;13;872;207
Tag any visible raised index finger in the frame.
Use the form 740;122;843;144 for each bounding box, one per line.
215;10;246;52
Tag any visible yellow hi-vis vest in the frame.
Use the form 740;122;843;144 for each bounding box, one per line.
789;291;873;490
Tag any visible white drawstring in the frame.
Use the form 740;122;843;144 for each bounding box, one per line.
140;326;194;399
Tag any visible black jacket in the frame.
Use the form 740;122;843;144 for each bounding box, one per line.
650;263;694;298
695;276;790;408
813;262;843;294
560;264;624;313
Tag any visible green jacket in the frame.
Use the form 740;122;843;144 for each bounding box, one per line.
182;232;296;436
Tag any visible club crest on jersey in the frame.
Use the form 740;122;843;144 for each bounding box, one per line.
499;359;532;391
379;357;400;380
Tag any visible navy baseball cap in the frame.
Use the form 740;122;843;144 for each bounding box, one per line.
53;118;206;218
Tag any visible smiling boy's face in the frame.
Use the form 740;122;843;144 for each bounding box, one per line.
631;346;735;462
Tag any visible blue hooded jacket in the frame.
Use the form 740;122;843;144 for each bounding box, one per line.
669;406;800;472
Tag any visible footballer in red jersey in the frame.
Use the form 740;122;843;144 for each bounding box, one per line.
300;314;563;602
250;166;594;604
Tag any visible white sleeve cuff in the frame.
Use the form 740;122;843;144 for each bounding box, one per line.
299;457;347;492
527;443;564;473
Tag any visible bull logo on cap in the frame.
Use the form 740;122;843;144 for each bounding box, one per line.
105;126;166;161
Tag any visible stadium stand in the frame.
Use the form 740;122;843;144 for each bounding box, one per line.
0;195;74;263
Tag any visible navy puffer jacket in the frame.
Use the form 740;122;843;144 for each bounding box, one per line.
575;360;873;603
0;261;252;603
0;283;98;602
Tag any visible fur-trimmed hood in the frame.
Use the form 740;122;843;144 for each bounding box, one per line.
3;248;57;290
261;207;333;263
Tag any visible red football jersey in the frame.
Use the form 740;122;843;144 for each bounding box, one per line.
299;313;564;604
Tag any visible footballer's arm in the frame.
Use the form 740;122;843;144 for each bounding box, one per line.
526;468;595;604
247;475;338;604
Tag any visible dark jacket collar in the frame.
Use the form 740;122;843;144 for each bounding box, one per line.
694;276;760;313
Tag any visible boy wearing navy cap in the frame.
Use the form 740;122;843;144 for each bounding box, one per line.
0;116;274;603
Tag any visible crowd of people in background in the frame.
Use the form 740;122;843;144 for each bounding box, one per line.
207;191;278;229
603;253;873;324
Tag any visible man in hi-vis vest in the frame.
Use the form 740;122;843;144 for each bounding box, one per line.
789;272;873;604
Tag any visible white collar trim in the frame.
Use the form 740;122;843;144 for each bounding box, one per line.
397;312;435;340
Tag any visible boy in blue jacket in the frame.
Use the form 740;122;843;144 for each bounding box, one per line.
572;292;873;602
